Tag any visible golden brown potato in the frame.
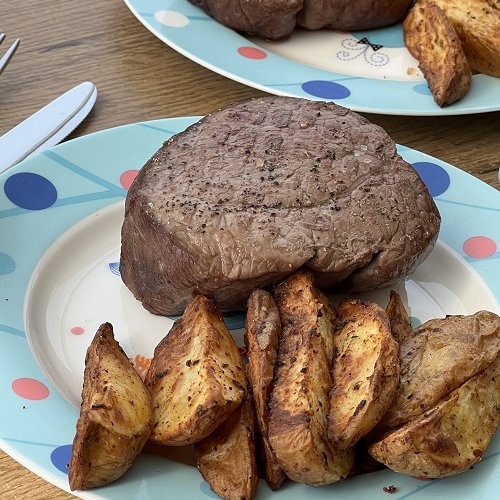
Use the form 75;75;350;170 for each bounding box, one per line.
328;300;400;450
385;290;412;345
69;323;152;490
268;270;354;486
403;0;471;106
369;356;500;478
430;0;500;77
382;310;500;430
244;289;286;490
145;293;247;446
195;396;258;500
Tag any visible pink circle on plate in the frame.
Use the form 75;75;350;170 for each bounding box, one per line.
237;46;267;60
12;378;49;400
71;326;85;335
463;236;497;259
120;170;139;189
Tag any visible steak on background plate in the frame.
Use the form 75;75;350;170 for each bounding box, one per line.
120;97;440;315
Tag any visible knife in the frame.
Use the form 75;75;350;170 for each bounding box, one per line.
0;81;97;173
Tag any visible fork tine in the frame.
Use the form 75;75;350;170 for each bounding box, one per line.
0;37;20;76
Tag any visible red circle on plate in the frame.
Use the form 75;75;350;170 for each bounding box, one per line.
237;46;267;60
12;378;49;400
463;236;497;259
120;170;139;189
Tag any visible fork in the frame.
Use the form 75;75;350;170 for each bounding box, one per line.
0;34;20;76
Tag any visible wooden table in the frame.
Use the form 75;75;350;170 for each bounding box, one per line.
0;0;498;498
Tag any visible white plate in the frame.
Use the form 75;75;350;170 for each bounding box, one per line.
123;0;500;116
1;117;499;499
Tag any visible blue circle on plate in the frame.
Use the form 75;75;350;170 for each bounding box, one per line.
302;80;351;100
4;172;57;210
412;162;451;197
414;83;431;96
0;252;15;274
200;480;220;498
50;444;72;474
410;316;422;328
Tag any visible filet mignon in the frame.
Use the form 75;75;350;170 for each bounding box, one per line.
120;97;440;315
298;0;413;31
188;0;303;40
187;0;413;39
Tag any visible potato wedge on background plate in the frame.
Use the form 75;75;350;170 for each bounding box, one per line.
268;270;354;486
430;0;500;77
195;396;258;500
69;323;152;490
403;0;471;106
369;356;500;478
328;299;399;450
244;289;286;490
145;293;247;446
382;310;500;430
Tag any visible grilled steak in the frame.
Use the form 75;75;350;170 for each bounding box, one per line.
120;96;440;315
188;0;413;39
298;0;413;31
188;0;303;40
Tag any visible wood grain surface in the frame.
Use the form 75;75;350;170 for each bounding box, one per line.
0;0;498;499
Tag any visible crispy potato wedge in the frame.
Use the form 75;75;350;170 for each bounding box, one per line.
430;0;500;77
385;290;412;345
369;355;500;478
268;270;354;486
403;0;471;106
195;396;258;500
145;293;247;446
382;310;500;430
69;323;152;490
328;300;400;450
244;289;286;490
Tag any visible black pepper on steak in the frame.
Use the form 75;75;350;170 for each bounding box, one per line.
120;97;440;315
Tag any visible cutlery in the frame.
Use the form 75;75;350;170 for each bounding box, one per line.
0;33;20;76
0;81;97;173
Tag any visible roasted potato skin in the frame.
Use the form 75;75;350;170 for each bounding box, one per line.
244;289;286;490
369;356;500;478
385;290;412;345
403;0;471;106
145;293;247;446
382;310;500;430
69;323;152;490
430;0;500;77
268;270;354;486
195;396;258;500
328;300;399;450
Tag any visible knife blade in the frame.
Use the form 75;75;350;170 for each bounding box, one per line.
0;81;97;173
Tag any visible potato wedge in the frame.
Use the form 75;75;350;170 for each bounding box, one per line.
382;310;500;430
69;323;152;490
195;396;258;500
403;0;471;106
385;290;412;345
430;0;500;77
328;300;399;450
244;289;286;490
369;355;500;478
145;293;247;446
268;270;354;486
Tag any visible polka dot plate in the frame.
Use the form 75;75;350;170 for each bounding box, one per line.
123;0;500;116
0;117;499;499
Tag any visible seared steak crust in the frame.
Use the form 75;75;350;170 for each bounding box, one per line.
189;0;303;40
188;0;412;39
120;97;440;315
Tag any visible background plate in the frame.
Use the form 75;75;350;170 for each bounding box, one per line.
0;117;499;499
123;0;500;116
